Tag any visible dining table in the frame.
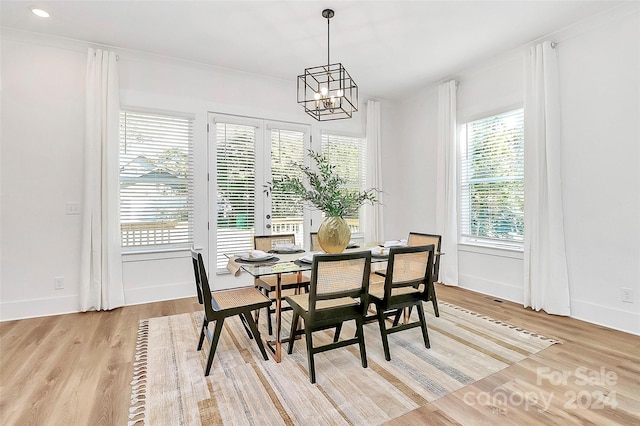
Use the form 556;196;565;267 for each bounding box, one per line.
226;242;389;362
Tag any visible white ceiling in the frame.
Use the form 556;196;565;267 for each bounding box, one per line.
0;0;626;99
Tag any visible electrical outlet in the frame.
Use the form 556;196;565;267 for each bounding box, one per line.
54;277;64;290
66;202;80;215
621;288;633;303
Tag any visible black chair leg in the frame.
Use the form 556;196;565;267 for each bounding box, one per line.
305;326;316;383
197;318;208;350
242;311;269;360
376;307;391;361
429;284;440;317
392;308;402;327
416;303;431;349
356;318;368;368
205;319;225;376
267;306;274;335
333;323;343;343
239;313;254;339
287;312;299;354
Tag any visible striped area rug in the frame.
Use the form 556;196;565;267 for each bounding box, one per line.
128;302;558;425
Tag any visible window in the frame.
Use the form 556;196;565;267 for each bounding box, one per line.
119;111;194;250
321;133;367;234
459;109;524;247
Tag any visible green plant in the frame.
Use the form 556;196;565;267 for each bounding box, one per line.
265;149;379;217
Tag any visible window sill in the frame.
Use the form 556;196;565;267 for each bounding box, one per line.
458;241;524;260
122;247;191;263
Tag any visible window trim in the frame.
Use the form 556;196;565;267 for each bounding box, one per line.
458;107;524;251
122;247;191;262
458;241;524;259
119;109;195;253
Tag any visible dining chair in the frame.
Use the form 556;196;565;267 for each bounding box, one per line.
371;232;441;318
367;244;435;361
191;248;272;375
254;234;311;335
407;232;441;316
286;251;372;384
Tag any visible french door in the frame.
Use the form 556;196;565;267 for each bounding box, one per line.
208;113;312;271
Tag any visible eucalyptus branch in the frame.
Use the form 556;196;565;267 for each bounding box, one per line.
264;149;380;217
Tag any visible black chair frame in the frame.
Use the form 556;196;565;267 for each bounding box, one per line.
368;244;435;361
286;251;371;384
191;249;272;375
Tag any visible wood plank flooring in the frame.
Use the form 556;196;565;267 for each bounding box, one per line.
1;285;638;425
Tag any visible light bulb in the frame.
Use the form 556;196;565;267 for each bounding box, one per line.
320;87;328;96
314;92;321;100
337;89;344;97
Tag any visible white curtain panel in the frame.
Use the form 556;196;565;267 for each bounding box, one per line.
79;48;125;311
364;100;385;242
523;42;571;315
435;80;459;286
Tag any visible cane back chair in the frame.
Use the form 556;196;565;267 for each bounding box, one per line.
368;244;435;361
286;251;372;383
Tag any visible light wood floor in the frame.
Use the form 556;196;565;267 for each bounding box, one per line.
1;285;638;425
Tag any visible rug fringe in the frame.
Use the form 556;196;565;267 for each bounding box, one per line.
129;403;145;413
439;301;562;344
127;412;145;426
128;319;149;425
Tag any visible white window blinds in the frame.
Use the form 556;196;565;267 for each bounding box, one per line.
270;129;306;246
321;134;366;234
119;111;194;250
459;109;524;245
215;122;256;270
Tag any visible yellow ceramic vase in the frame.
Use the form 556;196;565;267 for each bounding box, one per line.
317;216;351;253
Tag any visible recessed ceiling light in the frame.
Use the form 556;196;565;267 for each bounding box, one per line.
31;8;50;18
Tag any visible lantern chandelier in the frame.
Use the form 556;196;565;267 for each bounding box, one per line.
297;9;359;121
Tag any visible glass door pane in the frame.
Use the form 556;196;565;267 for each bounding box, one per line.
269;128;306;247
214;122;256;270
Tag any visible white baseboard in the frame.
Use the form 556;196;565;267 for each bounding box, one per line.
571;299;639;336
0;282;195;322
0;294;80;321
457;274;640;336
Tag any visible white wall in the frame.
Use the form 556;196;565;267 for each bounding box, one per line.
384;5;639;335
0;29;369;319
557;7;639;333
385;85;439;239
1;35;87;318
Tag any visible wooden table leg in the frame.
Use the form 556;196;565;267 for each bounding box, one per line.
267;272;302;362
